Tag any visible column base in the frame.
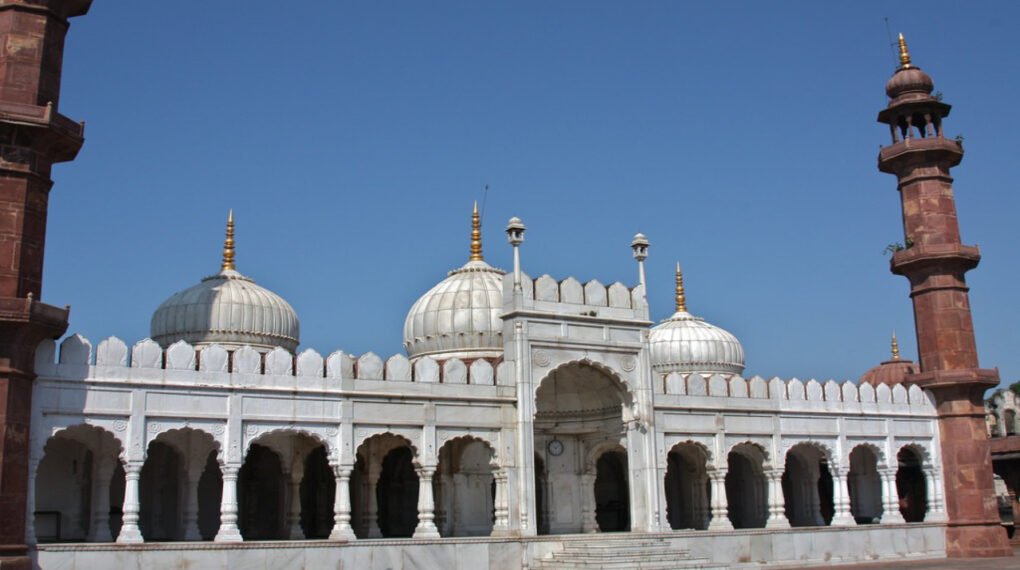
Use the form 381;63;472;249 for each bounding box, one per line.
489;528;516;538
213;526;243;542
945;523;1013;558
766;517;790;529
328;526;356;541
830;515;857;527
881;512;906;524
412;524;440;539
116;527;144;544
708;519;733;531
288;527;305;540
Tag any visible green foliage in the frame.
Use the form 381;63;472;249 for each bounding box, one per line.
1010;380;1020;396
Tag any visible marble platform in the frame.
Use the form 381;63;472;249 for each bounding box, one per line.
35;524;946;569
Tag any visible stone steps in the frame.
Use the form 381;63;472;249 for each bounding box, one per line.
535;537;728;570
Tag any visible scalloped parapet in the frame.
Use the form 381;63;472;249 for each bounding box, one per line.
504;273;648;322
654;370;936;413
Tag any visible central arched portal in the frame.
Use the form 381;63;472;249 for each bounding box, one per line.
534;360;631;535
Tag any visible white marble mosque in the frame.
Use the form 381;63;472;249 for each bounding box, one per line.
29;207;949;568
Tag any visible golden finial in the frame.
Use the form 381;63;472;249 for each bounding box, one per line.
221;209;236;271
469;201;484;261
674;261;687;313
897;33;912;69
891;332;901;360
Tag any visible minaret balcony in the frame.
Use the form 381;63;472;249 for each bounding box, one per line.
878;137;962;173
0;101;85;164
890;242;980;278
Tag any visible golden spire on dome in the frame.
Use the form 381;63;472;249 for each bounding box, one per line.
221;209;236;272
674;261;687;313
891;332;901;360
469;201;484;261
897;33;912;69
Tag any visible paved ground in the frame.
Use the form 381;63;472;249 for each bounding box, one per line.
796;544;1020;569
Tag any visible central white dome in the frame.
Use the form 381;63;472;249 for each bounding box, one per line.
150;213;300;353
403;203;506;360
648;263;745;376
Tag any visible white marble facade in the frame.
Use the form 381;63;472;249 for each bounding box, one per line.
27;221;948;568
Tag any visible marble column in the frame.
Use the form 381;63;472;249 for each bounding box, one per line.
707;469;733;530
214;464;242;542
923;467;947;522
286;469;305;540
581;472;598;533
413;465;440;538
830;468;856;527
880;468;905;524
181;465;203;541
365;466;382;538
88;459;115;542
765;469;790;528
491;470;511;536
116;462;144;543
328;466;355;540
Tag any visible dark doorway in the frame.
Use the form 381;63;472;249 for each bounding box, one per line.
238;444;284;539
594;451;630;532
377;446;419;537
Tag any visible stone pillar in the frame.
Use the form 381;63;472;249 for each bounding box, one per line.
580;472;598;533
213;464;242;542
880;468;905;524
181;466;203;541
87;458;115;542
765;468;790;528
491;469;511;536
365;465;382;538
413;465;439;538
286;469;304;540
116;462;143;543
830;468;856;527
328;466;355;540
924;466;948;522
707;469;733;530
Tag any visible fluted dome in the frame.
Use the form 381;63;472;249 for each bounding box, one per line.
859;334;917;386
885;34;935;104
648;263;745;375
150;213;300;353
403;203;505;360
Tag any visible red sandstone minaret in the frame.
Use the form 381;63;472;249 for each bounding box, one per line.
0;1;90;567
877;34;1012;558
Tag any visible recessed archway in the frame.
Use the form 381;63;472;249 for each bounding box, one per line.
664;442;709;530
435;437;495;537
726;443;768;529
896;446;928;523
352;433;419;539
534;360;632;535
848;445;882;524
782;443;834;527
34;425;124;543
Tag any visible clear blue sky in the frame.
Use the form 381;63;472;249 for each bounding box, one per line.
45;2;1019;386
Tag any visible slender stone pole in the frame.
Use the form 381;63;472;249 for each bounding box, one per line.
924;467;948;522
830;468;856;526
116;462;144;543
213;465;242;542
880;468;905;524
287;470;304;539
707;469;733;530
328;466;355;540
765;468;790;528
413;465;440;538
491;470;511;536
581;472;598;533
88;459;115;542
182;466;203;541
365;465;382;538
